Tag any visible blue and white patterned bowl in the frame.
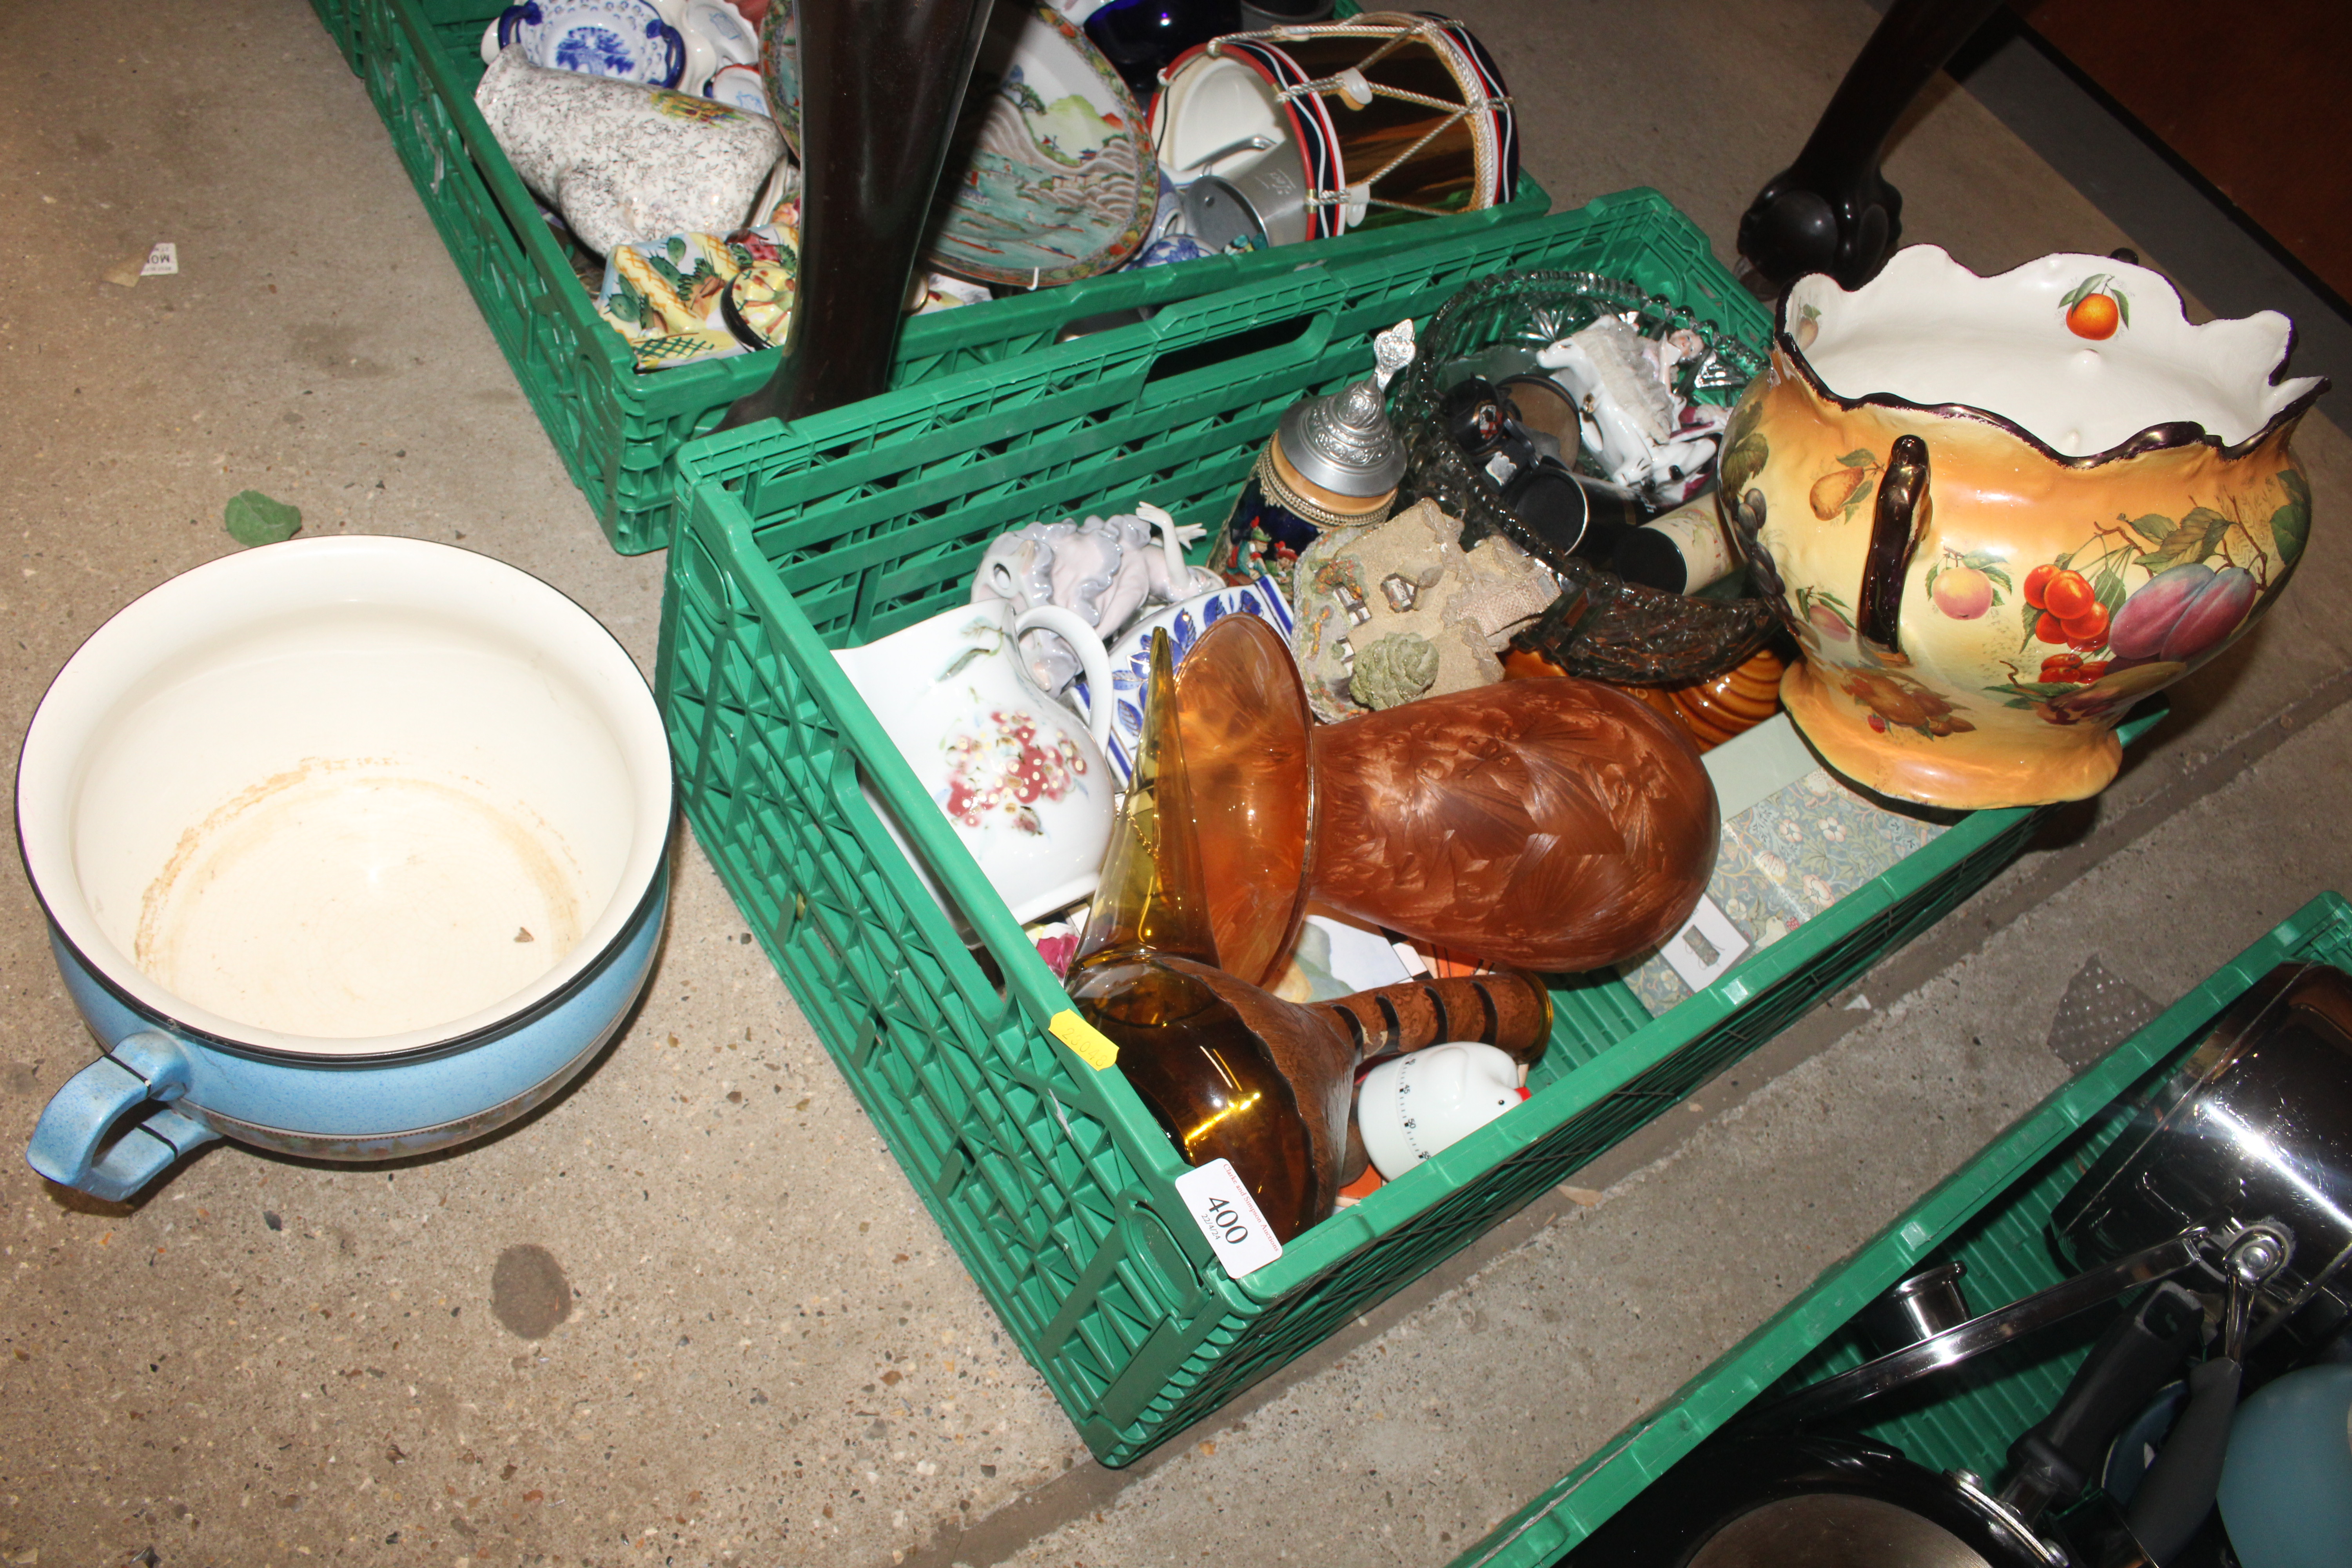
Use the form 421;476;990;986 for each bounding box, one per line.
497;0;685;88
1071;575;1295;784
705;62;771;118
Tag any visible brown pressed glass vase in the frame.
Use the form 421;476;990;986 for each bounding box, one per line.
1175;615;1720;985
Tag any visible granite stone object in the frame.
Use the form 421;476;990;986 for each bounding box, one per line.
475;46;785;256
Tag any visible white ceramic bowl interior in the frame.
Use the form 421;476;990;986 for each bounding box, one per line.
1156;53;1289;181
17;537;671;1056
1789;247;2325;457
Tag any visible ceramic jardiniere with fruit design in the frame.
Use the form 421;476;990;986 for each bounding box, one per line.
1720;246;2327;808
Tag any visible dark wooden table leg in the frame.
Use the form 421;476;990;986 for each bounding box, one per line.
1737;0;2006;293
718;0;993;431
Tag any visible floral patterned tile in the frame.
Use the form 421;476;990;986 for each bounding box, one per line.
1619;768;1946;1017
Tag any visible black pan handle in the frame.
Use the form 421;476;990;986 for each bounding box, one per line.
2125;1354;2242;1565
2001;1283;2205;1524
1742;1229;2208;1433
1858;434;1931;654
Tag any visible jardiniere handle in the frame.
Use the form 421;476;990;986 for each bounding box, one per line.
1858;432;1931;654
27;1031;220;1202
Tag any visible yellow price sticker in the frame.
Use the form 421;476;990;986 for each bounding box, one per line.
1048;1010;1118;1071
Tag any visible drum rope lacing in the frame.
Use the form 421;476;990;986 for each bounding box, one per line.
1208;18;1511;222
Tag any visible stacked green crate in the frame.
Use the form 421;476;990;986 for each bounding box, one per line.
329;0;1549;551
1448;891;2352;1567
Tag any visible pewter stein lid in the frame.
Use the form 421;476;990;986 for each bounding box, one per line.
1277;320;1416;497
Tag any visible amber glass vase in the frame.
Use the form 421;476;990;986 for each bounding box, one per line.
1070;956;1552;1242
1070;629;1553;1241
1176;615;1720;985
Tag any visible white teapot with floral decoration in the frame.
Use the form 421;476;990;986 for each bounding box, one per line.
834;599;1116;926
1720;247;2326;808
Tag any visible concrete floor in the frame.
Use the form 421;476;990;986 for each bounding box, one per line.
1;2;2347;1565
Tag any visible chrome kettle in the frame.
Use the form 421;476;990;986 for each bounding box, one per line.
2053;961;2352;1360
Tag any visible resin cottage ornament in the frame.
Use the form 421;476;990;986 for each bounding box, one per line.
1724;247;2325;809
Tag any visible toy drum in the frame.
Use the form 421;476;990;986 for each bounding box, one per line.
1151;11;1515;247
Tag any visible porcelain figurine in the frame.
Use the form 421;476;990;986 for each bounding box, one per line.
1540;318;1727;508
970;504;1220;692
1726;247;2326;808
475;47;784;256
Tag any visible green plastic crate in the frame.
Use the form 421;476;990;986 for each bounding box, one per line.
652;189;2162;1465
309;0;363;75
1447;891;2352;1567
337;0;1549;554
